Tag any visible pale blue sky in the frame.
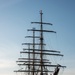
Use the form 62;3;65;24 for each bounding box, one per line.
0;0;75;75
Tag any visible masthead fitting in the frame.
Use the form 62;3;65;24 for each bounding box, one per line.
40;10;43;14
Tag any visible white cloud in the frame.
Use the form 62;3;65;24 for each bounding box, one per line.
0;59;17;75
0;60;15;68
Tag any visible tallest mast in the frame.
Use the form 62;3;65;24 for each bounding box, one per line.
31;10;56;75
40;10;44;75
32;11;66;75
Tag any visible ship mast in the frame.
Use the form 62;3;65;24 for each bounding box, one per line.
40;11;44;74
31;10;56;75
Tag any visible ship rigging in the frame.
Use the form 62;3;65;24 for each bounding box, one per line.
14;11;66;75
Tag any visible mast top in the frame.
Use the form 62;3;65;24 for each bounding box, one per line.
40;10;43;15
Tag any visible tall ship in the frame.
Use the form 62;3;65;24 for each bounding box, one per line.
14;11;66;75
